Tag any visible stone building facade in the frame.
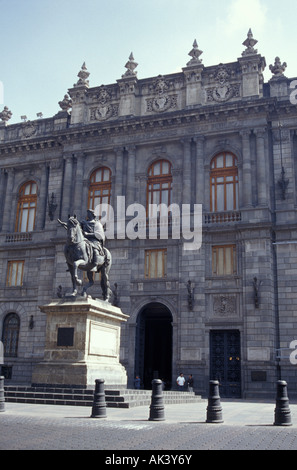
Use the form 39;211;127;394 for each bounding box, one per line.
1;31;297;398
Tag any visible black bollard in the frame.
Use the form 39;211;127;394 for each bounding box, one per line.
206;380;224;423
91;379;107;418
149;379;165;421
0;376;5;412
274;380;292;426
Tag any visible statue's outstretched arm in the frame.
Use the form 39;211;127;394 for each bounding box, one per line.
57;219;67;230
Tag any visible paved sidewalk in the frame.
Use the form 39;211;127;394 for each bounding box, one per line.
1;399;297;450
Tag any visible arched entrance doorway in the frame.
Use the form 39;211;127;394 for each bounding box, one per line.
134;302;173;390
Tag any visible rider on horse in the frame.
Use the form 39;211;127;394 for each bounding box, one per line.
80;209;105;271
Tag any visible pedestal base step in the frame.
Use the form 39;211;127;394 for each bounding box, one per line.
4;384;203;408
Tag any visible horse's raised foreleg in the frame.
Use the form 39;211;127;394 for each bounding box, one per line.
73;259;88;286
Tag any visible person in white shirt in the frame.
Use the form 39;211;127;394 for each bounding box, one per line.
176;373;185;391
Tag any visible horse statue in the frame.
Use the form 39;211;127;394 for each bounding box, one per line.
58;214;112;301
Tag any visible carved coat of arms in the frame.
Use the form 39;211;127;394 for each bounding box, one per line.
146;76;177;113
90;86;118;121
207;66;240;103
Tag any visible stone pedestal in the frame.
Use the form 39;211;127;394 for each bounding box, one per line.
32;297;129;387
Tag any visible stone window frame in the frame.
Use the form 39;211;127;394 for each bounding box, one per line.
210;152;239;212
144;248;167;279
146;159;172;217
88;166;112;214
212;245;237;276
15;180;38;233
6;260;25;287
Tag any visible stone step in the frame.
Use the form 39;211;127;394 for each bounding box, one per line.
4;384;203;408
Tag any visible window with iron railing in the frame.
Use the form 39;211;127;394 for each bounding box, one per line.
210;153;239;213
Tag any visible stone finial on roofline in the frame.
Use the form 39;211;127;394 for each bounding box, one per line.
0;106;12;122
58;94;72;112
242;28;258;56
269;57;287;78
186;39;203;66
122;52;138;78
74;62;90;87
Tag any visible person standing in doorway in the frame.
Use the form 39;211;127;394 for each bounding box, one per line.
187;374;194;392
176;373;185;391
134;376;141;389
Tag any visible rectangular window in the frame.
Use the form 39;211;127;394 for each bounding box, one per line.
6;261;24;286
212;245;237;276
145;249;167;279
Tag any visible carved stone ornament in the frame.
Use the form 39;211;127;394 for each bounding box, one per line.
22;121;37;138
206;65;240;103
213;295;236;317
58;94;72;111
269;57;287;78
74;62;90;87
90;86;118;121
146;76;177;113
242;28;258;56
0;106;12;122
122;52;138;78
186;39;203;67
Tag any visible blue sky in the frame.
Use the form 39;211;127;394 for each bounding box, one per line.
1;0;296;123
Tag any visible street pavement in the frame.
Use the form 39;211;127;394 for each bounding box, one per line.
1;399;297;452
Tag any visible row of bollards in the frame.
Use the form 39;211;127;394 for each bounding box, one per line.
89;378;293;425
0;375;293;425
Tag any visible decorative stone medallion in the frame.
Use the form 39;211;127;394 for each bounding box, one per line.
213;295;236;317
206;65;240;103
90;86;118;121
146;76;177;113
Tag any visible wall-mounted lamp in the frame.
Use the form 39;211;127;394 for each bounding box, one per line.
48;193;57;221
277;122;289;200
187;280;194;311
29;315;34;330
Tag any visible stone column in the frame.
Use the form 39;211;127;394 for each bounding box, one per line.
36;163;49;230
2;168;15;232
114;147;124;202
126;146;136;207
240;130;253;208
194;136;205;205
0;169;6;231
73;154;85;220
182;139;192;205
255;128;267;206
61;155;74;219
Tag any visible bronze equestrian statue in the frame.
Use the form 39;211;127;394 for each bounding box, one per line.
58;209;112;301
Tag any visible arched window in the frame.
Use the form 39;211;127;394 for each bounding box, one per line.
88;167;112;212
15;181;37;232
2;313;20;357
210;152;238;212
147;160;172;216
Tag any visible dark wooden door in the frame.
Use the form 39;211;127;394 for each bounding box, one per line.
210;330;241;398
